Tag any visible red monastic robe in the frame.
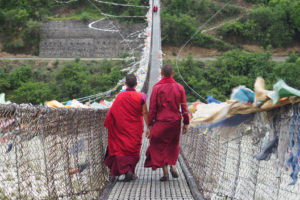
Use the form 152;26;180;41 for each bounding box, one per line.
144;76;189;170
104;89;145;176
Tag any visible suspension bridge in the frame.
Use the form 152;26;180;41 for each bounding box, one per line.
0;0;300;199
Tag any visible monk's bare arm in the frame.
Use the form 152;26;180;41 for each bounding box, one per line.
148;87;158;126
180;86;190;134
142;103;149;126
143;103;152;138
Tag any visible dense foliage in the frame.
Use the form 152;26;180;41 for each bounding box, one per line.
0;0;148;55
217;0;300;47
161;0;240;49
1;51;299;104
160;0;300;49
0;0;56;55
2;0;300;54
172;50;300;102
0;59;125;104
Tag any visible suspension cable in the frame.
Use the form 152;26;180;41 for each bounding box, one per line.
53;0;77;3
93;0;149;8
88;0;146;18
58;0;151;104
175;0;233;103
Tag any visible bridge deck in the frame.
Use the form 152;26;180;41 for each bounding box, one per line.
107;0;194;199
107;139;194;200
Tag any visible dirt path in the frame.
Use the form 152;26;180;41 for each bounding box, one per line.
201;0;252;34
162;45;300;59
201;14;244;35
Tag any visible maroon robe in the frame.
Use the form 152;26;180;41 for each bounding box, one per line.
144;76;189;170
104;88;146;176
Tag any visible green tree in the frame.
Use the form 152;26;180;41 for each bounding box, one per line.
21;20;41;54
0;69;10;93
161;12;196;45
217;3;295;47
110;66;122;84
56;62;91;100
290;1;300;32
11;82;53;104
8;66;33;89
55;60;124;101
273;54;300;88
3;9;29;34
170;50;294;102
0;9;5;29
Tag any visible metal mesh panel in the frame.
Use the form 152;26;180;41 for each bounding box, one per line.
0;104;110;199
181;103;300;200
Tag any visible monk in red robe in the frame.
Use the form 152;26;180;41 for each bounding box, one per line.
144;64;189;181
104;74;148;181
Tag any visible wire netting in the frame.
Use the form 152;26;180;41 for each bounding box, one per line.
0;104;110;199
181;103;300;200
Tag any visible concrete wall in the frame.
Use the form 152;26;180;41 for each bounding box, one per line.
39;20;144;58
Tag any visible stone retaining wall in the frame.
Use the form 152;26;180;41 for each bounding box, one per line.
39;20;144;58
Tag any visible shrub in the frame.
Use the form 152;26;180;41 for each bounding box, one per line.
0;69;10;92
75;57;80;63
80;12;89;23
11;82;53;105
216;21;245;39
120;52;129;58
290;1;300;32
7;66;33;89
170;50;290;102
161;12;197;46
21;20;41;45
217;4;295;47
12;40;25;49
3;39;25;53
53;60;59;68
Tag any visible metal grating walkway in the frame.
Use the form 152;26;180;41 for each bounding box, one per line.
107;139;194;200
107;0;194;198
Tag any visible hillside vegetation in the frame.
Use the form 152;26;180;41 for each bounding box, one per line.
1;0;300;55
0;0;147;55
0;59;126;104
217;0;300;48
172;51;300;102
160;0;300;102
161;0;300;52
1;50;299;104
1;0;299;104
161;0;242;50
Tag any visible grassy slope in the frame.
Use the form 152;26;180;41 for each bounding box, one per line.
47;4;103;21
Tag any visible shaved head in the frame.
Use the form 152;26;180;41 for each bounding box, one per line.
162;64;173;77
126;74;137;88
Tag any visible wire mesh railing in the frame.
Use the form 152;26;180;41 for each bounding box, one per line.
0;103;299;199
180;103;300;200
0;104;109;199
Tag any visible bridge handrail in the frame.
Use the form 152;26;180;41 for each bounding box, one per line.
0;104;110;199
180;102;300;200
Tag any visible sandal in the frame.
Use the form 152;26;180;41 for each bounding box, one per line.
123;172;134;182
170;167;179;178
132;174;138;180
160;176;169;182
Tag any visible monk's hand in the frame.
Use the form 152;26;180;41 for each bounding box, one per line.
146;126;151;138
182;124;189;134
